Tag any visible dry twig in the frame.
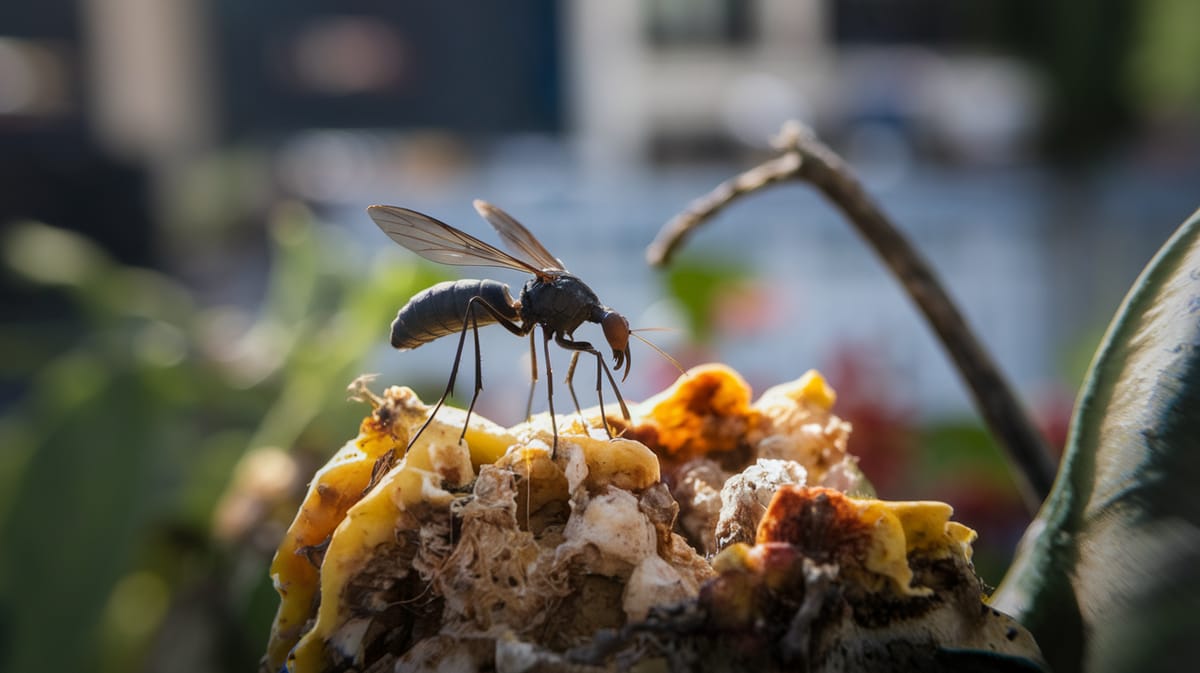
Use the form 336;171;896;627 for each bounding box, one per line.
646;121;1056;513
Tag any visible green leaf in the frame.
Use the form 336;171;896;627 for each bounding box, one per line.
991;208;1200;673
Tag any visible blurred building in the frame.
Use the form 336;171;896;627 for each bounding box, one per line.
3;0;1197;417
572;0;1041;167
6;1;1044;175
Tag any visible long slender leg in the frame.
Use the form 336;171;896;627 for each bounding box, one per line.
406;297;529;453
459;309;484;443
565;352;587;425
553;334;631;438
592;353;612;438
597;355;632;422
542;328;558;456
524;332;537;421
405;307;476;452
554;334;631;421
564;349;611;439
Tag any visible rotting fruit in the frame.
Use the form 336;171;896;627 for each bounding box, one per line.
262;364;1044;673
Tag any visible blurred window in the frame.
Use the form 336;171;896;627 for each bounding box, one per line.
212;1;562;138
645;0;755;47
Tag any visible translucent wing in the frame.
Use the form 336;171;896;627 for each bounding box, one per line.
368;205;546;277
473;199;566;271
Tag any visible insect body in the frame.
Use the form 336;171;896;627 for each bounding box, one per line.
390;279;519;349
369;200;633;455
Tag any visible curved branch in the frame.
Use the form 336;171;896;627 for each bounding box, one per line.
647;121;1056;514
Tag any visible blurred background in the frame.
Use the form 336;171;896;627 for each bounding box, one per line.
2;1;1198;671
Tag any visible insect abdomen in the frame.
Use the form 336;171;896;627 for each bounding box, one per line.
390;279;520;350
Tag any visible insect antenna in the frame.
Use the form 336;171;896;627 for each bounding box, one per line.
629;328;687;377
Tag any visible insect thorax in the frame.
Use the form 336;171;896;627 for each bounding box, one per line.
519;273;601;335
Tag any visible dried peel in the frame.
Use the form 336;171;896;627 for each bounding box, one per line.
266;385;514;670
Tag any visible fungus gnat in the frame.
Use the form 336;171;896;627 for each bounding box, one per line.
368;200;635;455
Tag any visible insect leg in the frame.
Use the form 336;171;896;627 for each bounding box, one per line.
407;296;529;453
565;351;588;427
593;353;611;438
543;327;558;456
600;356;631;420
405;306;476;453
459;308;484;443
598;355;631;422
524;332;537;421
553;335;630;437
563;347;610;439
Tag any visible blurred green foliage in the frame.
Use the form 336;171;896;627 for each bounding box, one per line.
661;254;750;345
973;0;1200;163
1128;0;1200;109
0;204;446;673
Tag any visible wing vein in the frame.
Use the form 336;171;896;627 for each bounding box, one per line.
473;200;565;271
368;204;544;276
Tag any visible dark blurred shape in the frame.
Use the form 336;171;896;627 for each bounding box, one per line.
0;6;154;398
833;0;979;44
0;3;154;272
1000;0;1139;164
0;139;152;276
212;0;562;139
0;135;153;410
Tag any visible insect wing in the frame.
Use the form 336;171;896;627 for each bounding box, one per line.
368;205;544;276
473;200;566;271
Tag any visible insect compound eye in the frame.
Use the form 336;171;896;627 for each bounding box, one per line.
600;311;630;351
